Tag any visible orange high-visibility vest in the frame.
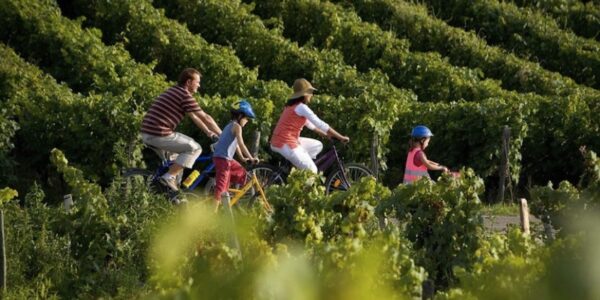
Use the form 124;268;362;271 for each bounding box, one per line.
403;148;430;184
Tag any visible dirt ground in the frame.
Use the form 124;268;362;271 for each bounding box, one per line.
483;214;541;232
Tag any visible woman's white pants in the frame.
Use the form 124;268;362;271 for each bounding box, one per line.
270;137;323;173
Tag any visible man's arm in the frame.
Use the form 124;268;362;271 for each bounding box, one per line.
195;110;222;135
187;111;217;138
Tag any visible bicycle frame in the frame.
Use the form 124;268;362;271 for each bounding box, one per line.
152;153;215;191
228;171;272;212
277;145;349;185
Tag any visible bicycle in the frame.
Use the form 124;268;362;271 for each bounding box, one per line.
214;167;272;213
120;145;215;200
121;145;269;206
249;140;373;194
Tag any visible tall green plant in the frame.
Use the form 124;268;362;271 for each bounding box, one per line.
378;169;485;288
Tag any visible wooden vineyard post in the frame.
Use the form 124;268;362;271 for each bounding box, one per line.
250;131;261;157
63;194;73;211
519;198;530;235
221;193;242;260
498;126;510;203
370;132;379;180
0;210;6;291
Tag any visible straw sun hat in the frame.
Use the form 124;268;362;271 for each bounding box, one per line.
289;78;317;100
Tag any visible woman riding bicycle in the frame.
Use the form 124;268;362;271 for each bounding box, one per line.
270;78;349;173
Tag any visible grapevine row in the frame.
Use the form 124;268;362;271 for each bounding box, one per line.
0;43;126;185
249;0;522;103
421;0;600;89
58;0;265;98
512;0;600;41
333;0;600;99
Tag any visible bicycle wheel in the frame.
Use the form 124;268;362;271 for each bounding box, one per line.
203;177;216;197
325;163;373;194
247;163;285;188
120;168;166;197
235;163;284;209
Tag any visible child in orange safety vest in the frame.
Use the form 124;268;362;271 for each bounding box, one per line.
403;125;449;184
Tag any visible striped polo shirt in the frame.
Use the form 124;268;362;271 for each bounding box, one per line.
141;86;202;136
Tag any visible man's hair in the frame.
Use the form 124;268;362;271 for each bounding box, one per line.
178;68;201;86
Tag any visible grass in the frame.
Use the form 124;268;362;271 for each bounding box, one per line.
482;202;520;216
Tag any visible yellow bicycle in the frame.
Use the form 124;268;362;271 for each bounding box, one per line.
216;169;272;213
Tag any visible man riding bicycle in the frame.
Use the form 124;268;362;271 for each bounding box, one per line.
140;68;221;191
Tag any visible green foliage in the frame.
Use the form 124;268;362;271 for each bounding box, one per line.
512;0;600;41
0;187;18;206
0;0;172;183
149;172;425;299
437;228;544;300
0;0;168;99
523;94;600;185
422;0;600;89
1;184;74;299
0;110;18;186
0;43;122;187
388;98;529;186
378;168;485;287
335;0;600;99
47;148;172;297
64;0;262;97
529;151;600;233
250;0;523;103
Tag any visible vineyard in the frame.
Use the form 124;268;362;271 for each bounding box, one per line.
0;0;599;298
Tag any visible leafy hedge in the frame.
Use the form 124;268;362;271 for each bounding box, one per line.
522;94;600;185
529;150;600;232
386;98;529;187
422;0;600;89
59;0;263;98
334;0;600;100
249;0;523;103
0;0;277;183
0;43;125;188
0;109;18;186
378;169;486;288
512;0;600;41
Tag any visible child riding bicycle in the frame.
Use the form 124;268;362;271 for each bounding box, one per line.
270;78;349;173
403;125;449;184
213;100;259;203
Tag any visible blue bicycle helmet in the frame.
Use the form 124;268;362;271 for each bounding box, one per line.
411;125;433;138
231;99;256;119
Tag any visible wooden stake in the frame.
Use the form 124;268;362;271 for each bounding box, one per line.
0;210;6;291
370;132;379;180
498;126;510;203
519;198;530;235
250;131;261;157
